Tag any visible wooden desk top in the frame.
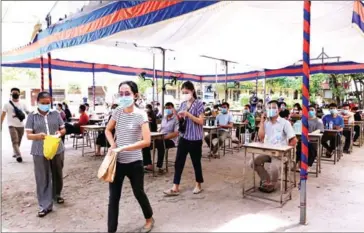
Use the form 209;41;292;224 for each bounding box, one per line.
81;125;106;130
243;142;293;152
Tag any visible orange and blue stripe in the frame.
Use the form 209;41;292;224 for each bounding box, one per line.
352;1;364;33
2;1;218;63
3;58;364;83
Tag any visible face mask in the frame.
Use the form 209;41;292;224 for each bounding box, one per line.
257;109;262;113
309;111;316;118
243;109;249;113
38;104;50;112
267;109;278;118
181;93;192;102
330;109;338;115
343;110;349;115
221;108;227;114
118;96;134;108
12;93;19;99
281;106;286;110
164;109;172;115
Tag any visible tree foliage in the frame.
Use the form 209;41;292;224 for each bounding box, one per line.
1;67;39;83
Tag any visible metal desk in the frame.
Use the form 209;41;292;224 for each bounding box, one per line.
321;129;342;164
203;126;220;161
354;121;364;147
344;123;355;153
80;125;106;156
295;133;323;177
150;132;166;176
233;122;247;151
242;142;295;206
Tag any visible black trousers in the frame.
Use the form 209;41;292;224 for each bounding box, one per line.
108;161;153;233
354;125;360;142
296;141;317;167
142;139;175;168
343;129;351;151
65;123;81;135
321;132;341;153
173;138;203;185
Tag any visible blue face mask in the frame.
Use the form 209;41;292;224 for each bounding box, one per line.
330;109;338;115
343;110;349;115
267;109;278;118
309;110;316;118
221;108;227;114
38;103;50;112
164;109;172;116
118;96;134;108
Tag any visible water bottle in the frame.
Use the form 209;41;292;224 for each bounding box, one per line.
329;121;333;130
326;122;329;129
245;128;250;144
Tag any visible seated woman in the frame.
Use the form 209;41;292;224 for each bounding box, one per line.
95;104;118;156
65;105;89;135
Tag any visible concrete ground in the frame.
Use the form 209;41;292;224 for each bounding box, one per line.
1;125;364;232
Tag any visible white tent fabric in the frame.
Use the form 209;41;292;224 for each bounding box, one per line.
83;1;363;70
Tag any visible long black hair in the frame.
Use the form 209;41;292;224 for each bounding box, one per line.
118;81;139;106
181;81;197;99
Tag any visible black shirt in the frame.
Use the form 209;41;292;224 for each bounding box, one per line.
354;112;362;121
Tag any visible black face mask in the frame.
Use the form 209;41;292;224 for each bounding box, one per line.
12;93;19;99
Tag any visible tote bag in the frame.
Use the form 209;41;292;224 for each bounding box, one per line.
43;135;61;160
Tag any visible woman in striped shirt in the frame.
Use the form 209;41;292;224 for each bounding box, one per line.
164;81;205;196
105;81;154;233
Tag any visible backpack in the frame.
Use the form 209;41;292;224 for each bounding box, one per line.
9;101;26;122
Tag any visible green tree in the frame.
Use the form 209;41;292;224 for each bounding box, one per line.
1;67;39;83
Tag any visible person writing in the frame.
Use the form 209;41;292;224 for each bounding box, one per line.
295;105;324;171
25;92;66;217
340;103;354;153
204;102;233;157
321;103;344;158
105;81;154;233
1;87;30;162
164;81;205;196
143;102;179;174
255;100;297;192
65;105;89;135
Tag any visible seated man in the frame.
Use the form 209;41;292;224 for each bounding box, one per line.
204;102;233;156
143;102;179;173
340;103;355;153
95;104;118;156
278;102;290;120
351;107;362;146
235;104;255;143
65;104;89;135
255;100;297;192
322;103;344;157
296;105;324;171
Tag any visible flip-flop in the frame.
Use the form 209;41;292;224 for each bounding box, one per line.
163;189;180;196
193;187;203;194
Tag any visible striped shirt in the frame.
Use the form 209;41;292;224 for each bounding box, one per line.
112;106;149;164
25;110;65;156
178;100;204;141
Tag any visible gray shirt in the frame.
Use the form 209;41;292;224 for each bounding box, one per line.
160;116;179;146
25;110;65;156
308;117;324;133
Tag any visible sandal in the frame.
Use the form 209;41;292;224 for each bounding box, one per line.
163;189;180;196
140;218;155;233
37;209;52;218
193;187;203;194
56;197;65;204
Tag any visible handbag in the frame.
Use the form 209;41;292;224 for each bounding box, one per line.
9;101;25;122
97;149;117;182
178;100;195;134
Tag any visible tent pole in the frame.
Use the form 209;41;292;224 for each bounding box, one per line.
161;48;166;117
300;0;311;225
263;71;266;104
224;61;228;101
46;14;53;108
215;62;218;101
92;64;96;111
40;56;44;91
152;52;156;103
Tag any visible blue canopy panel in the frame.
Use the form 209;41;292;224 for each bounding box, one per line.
2;1;219;63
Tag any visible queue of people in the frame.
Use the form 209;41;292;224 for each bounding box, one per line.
2;83;364;233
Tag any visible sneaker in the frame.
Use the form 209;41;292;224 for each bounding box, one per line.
16;156;23;163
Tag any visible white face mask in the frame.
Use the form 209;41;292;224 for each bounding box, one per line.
181;93;192;101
